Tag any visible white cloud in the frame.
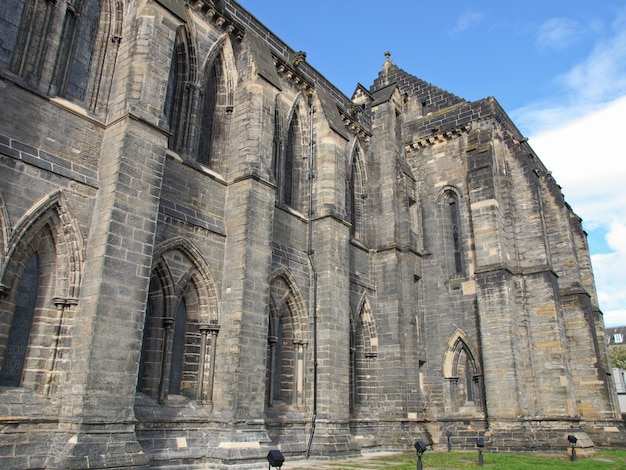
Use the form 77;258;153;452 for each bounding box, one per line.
606;221;626;255
592;248;626;325
514;10;626;136
520;9;626;327
528;97;626;327
562;28;626;103
536;17;583;52
605;310;626;328
529;95;626;217
449;10;484;36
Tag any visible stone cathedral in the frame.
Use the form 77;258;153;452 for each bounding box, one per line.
0;0;624;468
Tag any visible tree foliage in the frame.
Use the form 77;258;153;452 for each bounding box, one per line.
610;345;626;369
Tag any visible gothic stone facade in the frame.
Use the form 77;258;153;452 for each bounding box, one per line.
0;0;624;468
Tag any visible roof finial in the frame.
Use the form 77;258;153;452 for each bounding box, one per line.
383;51;395;75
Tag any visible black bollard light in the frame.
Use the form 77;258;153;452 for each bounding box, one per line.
476;437;485;467
568;435;578;462
445;430;452;453
267;450;285;469
414;440;428;470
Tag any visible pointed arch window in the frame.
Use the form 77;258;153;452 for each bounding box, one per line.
443;331;484;412
450;199;462;274
139;276;213;403
198;59;219;166
266;274;307;408
271;106;280;183
0;192;84;394
4;0;54;82
0;224;65;392
267;304;301;406
0;253;39;387
441;189;464;276
346;148;367;242
53;0;101;102
196;48;233;173
165;26;195;154
168;299;187;395
282;112;297;207
456;347;477;404
278;108;307;212
349;298;378;414
138;244;220;405
1;0;29;68
2;0;121;112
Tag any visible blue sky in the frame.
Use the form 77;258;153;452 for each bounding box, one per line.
238;1;626;326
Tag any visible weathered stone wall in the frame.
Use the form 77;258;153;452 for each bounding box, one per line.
0;0;623;468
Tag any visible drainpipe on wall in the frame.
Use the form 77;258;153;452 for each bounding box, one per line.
306;104;318;458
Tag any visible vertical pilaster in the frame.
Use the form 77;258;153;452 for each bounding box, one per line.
48;114;166;468
218;178;274;420
308;214;355;453
210;78;277;451
469;129;537;421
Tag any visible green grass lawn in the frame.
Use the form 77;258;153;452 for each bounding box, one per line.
357;450;626;469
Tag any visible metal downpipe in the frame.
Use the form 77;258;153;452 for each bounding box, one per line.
305;104;318;458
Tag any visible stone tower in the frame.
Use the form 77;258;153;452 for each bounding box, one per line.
0;0;623;468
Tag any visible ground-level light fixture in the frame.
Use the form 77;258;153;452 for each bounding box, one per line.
568;435;578;462
414;440;428;470
476;437;485;466
267;450;285;469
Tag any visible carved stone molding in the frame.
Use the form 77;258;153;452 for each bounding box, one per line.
406;125;471;152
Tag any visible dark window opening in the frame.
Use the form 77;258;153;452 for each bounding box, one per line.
271;107;280;181
271;318;283;403
449;200;463;274
283;113;298;206
0;253;39;387
0;0;27;66
465;357;474;402
163;42;178;127
198;62;218;166
62;0;99;101
168;299;187;395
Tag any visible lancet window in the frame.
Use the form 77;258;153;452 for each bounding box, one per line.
349;298;378;413
137;241;220;406
441;189;464;276
278;106;307;212
443;330;484;412
0;192;83;394
266;273;307;408
346;147;367;243
1;0;121;113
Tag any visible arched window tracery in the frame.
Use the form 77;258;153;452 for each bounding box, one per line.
440;188;464;277
266;272;307;409
165;25;196;154
346;146;367;243
1;0;122;113
0;191;83;393
195;41;235;174
137;239;220;406
443;330;484;412
349;297;377;414
276;102;307;213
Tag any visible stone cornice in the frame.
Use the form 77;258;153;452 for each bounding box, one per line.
188;0;245;40
405;124;470;152
271;55;370;141
272;55;315;96
338;107;371;142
